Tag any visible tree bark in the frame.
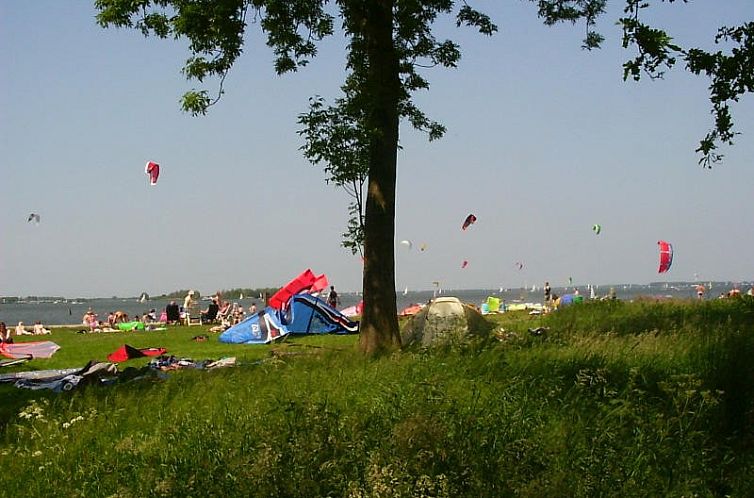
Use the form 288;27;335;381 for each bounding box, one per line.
358;0;402;354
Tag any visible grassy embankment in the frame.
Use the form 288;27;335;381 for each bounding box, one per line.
1;298;753;497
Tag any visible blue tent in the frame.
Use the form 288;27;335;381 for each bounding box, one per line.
219;294;358;345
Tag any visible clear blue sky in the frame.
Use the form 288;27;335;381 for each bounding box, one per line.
2;1;753;297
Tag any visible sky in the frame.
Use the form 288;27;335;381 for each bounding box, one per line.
1;1;753;298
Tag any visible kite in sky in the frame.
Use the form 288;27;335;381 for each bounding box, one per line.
461;214;477;230
420;243;427;252
658;240;673;273
592;224;601;235
27;213;40;225
145;161;160;186
461;260;469;269
515;261;524;271
399;240;412;250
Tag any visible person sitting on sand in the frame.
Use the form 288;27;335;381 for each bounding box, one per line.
32;321;51;335
16;321;33;336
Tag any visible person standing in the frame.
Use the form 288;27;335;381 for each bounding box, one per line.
327;286;339;308
696;284;705;300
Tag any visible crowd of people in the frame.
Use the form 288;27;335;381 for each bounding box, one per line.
0;320;52;344
75;291;265;334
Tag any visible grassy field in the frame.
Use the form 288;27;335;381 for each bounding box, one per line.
1;299;753;497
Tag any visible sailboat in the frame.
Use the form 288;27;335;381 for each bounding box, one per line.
138;292;149;303
403;287;408;296
239;293;244;300
432;281;441;298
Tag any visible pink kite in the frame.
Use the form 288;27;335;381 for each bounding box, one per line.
657;240;673;273
0;341;60;359
461;260;469;269
145;161;160;186
399;303;424;316
268;269;329;310
340;301;364;318
461;214;477;231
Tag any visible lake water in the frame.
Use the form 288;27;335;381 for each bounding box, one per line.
2;282;740;326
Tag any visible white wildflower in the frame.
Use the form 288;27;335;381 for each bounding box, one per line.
62;415;85;430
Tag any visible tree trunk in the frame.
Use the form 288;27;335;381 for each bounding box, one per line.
358;0;402;355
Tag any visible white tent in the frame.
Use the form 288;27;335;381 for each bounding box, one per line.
401;297;492;348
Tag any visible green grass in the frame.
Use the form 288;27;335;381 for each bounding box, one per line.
5;324;359;370
1;300;753;497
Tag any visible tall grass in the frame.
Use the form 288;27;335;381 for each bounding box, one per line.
1;299;753;496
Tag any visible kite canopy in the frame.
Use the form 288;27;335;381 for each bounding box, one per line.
399;240;412;250
340;300;364;318
515;261;524;271
461;260;469;269
461;214;477;230
27;213;40;224
219;294;358;344
0;341;60;359
107;345;167;363
268;269;329;310
283;294;358;335
220;309;289;344
592;224;601;235
399;303;424;316
658;240;673;273
145;161;160;186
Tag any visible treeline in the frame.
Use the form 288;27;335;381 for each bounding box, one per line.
154;288;279;300
1;296;84;303
217;288;280;300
